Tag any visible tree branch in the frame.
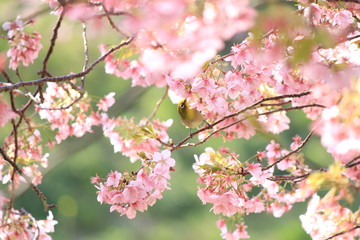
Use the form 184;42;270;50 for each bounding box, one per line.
325;0;360;4
264;131;313;170
345;154;360;168
39;11;65;78
171;91;312;150
0;36;134;93
0;148;55;211
325;225;360;240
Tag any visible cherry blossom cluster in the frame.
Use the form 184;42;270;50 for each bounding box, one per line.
314;84;360;181
100;0;256;86
0;207;57;240
37;82;116;144
194;142;300;213
102;116;172;162
2;19;42;70
91;149;175;219
217;218;250;240
2;129;46;188
193;133;359;239
300;193;360;240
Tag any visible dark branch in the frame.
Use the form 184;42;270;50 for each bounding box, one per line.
0;148;55;211
264;131;313;170
171;91;312;150
40;11;65;78
345;155;360;168
0;36;134;93
325;225;360;240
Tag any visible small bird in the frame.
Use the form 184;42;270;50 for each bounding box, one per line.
177;99;204;135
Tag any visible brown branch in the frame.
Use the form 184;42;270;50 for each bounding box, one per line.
172;91;311;149
8;120;19;210
39;11;65;78
345;155;360;168
260;100;291;107
209;91;312;131
0;148;55;211
0;36;134;93
102;5;130;38
325;225;360;240
268;168;328;182
325;0;360;4
96;11;134;18
156;137;174;148
264;131;314;170
172;102;322;151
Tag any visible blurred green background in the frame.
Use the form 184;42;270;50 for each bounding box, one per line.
0;1;333;239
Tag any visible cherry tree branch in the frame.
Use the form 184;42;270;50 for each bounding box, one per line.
268;168;328;182
172;103;322;150
39;11;65;78
325;225;360;240
102;5;130;38
345;155;360;168
0;148;55;211
264;131;313;170
0;36;134;93
325;0;360;3
171;91;316;150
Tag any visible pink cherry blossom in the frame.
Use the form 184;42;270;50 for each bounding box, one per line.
3;19;42;70
0;97;16;127
217;218;250;240
300;194;360;240
105;171;122;187
0;209;57;240
97;92;115;112
92;150;175;219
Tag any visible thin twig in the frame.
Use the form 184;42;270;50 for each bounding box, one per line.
102;5;130;38
325;225;360;240
325;0;360;3
345;155;360;168
260;101;291;107
96;11;134;18
8;120;19;210
0;148;55;211
268;167;328;182
264;131;313;170
80;22;89;89
40;11;65;78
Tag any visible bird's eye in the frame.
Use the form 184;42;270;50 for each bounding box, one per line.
180;103;185;108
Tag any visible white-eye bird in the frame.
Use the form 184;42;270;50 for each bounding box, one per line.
177;99;204;130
